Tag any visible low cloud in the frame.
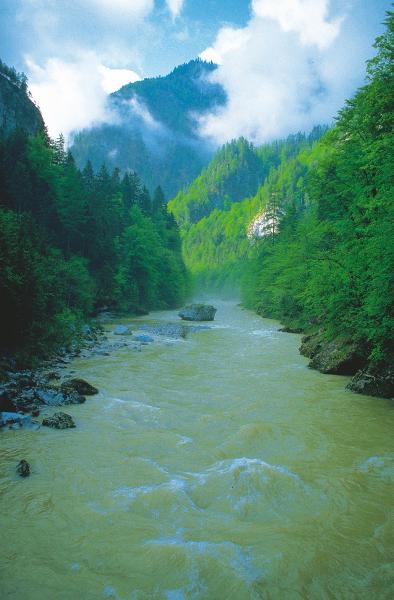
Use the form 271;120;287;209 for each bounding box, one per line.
27;54;141;139
199;0;366;145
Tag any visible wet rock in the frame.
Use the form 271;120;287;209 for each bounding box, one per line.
61;378;98;396
347;367;394;399
300;333;322;358
47;371;61;379
138;323;188;339
134;334;154;344
300;333;365;375
279;326;304;334
0;412;32;429
113;325;133;335
16;459;30;477
36;386;86;406
42;412;75;429
178;303;217;322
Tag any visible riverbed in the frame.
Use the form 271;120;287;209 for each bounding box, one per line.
1;301;393;599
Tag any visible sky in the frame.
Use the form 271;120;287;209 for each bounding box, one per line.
0;0;390;143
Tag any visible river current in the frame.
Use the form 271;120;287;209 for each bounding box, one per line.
1;301;393;599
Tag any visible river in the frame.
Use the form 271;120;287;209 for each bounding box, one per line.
1;301;393;599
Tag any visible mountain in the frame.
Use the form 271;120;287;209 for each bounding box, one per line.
70;59;226;197
0;60;44;136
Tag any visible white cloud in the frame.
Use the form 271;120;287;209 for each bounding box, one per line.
88;0;155;19
166;0;185;20
127;97;163;130
26;54;142;139
198;0;358;145
252;0;342;50
99;66;141;93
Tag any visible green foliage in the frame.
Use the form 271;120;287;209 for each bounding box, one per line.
0;59;28;91
172;131;320;294
242;12;394;366
0;123;188;360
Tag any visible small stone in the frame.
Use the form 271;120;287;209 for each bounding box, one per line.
42;412;75;429
17;460;30;477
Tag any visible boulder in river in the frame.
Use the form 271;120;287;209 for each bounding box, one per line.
178;304;217;322
347;367;394;398
113;325;132;335
42;412;75;429
61;378;98;396
16;460;30;477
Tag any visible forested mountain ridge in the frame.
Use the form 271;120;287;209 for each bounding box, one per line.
170;130;325;293
0;63;189;362
71;59;226;197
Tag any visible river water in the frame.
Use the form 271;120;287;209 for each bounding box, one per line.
1;301;393;599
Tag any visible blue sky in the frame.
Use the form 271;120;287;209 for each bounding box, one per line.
0;1;390;141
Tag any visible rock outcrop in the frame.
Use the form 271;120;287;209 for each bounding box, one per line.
300;333;366;375
0;72;44;137
347;367;394;399
179;304;217;322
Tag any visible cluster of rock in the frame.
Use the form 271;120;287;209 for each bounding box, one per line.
299;331;394;399
0;374;99;431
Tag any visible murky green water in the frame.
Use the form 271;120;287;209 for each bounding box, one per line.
1;302;393;599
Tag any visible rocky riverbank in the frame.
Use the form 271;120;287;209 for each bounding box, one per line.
0;314;214;431
298;331;394;399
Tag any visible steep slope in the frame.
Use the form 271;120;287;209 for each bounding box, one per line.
0;62;44;136
71;59;226;197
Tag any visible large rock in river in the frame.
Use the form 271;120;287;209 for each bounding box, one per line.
61;378;98;396
42;412;75;429
178;304;217;322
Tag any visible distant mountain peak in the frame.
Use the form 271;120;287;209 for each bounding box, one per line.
71;58;226;197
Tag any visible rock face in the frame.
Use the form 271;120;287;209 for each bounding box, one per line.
0;72;44;137
61;378;98;396
178;304;217;322
16;460;30;477
300;333;366;375
42;412;75;429
347;368;394;399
